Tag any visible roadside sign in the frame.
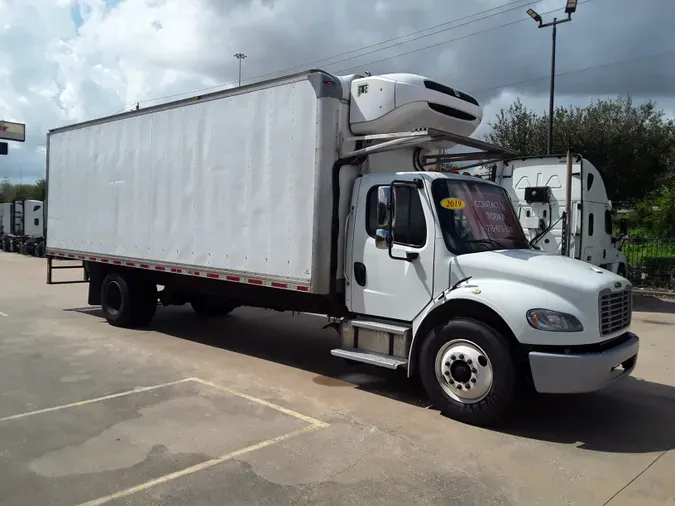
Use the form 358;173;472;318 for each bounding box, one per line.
0;120;26;142
0;142;7;155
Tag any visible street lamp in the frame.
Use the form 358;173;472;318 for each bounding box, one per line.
233;53;247;87
527;1;578;154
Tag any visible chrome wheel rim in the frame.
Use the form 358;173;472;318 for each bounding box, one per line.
435;339;493;404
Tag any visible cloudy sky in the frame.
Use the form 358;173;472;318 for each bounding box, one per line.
1;0;674;183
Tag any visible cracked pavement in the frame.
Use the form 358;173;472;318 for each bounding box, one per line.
1;254;675;505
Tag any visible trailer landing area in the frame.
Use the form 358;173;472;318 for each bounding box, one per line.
1;253;674;505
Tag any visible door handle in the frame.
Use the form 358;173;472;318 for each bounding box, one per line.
354;262;367;287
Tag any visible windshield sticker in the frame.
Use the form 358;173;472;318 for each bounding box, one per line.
440;197;465;210
472;198;516;235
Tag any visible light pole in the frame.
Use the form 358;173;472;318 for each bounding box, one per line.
233;53;247;87
527;0;578;154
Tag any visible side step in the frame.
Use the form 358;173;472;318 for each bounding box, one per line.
330;348;408;370
351;319;410;335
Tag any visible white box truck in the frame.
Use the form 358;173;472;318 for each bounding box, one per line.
45;70;638;426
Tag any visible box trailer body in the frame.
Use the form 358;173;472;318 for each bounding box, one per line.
46;69;638;426
48;73;338;293
489;156;627;275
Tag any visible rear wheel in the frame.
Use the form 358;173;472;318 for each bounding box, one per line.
101;272;157;328
101;273;132;327
419;318;517;427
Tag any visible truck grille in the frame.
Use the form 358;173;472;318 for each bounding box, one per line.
599;288;632;336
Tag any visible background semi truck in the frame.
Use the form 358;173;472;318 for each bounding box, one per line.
0;200;45;256
486;156;628;275
45;69;638;426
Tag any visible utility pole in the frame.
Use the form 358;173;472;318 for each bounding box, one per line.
233;53;247;87
527;0;578;154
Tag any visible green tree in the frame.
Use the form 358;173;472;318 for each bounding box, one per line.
486;97;675;205
633;185;675;238
32;179;46;201
0;179;46;203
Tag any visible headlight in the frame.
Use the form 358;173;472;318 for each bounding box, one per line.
526;309;583;332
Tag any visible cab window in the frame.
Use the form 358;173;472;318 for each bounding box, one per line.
366;185;426;247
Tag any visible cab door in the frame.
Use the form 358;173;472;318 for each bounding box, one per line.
348;174;436;322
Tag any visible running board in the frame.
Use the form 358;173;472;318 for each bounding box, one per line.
351;319;411;335
331;348;408;370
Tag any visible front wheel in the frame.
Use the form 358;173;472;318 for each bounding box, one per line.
419;318;517;427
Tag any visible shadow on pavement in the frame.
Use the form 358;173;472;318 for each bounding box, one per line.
498;377;675;453
69;305;675;453
632;294;675;314
66;305;431;408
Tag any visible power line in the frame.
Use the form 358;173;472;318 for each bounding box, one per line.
117;0;540;111
244;0;536;78
115;0;668;115
466;47;675;95
336;0;595;74
287;0;541;75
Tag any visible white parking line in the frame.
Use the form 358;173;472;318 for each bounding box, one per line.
0;376;330;505
0;378;195;423
75;424;323;506
190;377;329;428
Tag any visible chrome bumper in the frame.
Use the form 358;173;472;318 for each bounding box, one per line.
528;333;639;394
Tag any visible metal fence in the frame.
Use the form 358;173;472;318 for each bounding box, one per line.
622;238;675;289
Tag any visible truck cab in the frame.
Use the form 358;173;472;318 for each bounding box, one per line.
339;165;637;425
489;156;627;276
330;73;638;425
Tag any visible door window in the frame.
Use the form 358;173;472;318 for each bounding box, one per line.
366;185;426;247
588;213;594;236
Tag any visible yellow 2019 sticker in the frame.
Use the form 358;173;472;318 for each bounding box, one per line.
440;197;465;210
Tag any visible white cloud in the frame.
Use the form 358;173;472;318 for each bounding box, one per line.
0;0;673;183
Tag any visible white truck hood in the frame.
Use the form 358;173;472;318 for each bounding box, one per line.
453;249;628;292
450;249;632;345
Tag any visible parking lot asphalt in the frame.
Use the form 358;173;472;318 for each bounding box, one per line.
1;253;674;505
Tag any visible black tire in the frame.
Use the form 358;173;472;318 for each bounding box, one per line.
101;273;157;328
101;273;133;327
419;318;517;427
190;297;236;318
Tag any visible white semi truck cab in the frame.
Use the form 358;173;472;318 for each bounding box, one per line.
0;200;45;255
485;156;628;275
46;70;638;426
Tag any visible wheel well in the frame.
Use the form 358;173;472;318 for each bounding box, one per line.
409;299;519;376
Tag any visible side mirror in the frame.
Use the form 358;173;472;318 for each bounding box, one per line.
376;186;396;229
619;218;628;235
375;228;391;250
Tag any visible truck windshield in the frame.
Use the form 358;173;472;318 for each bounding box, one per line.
431;179;529;254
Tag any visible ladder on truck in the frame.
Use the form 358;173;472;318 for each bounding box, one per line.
46;255;89;285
